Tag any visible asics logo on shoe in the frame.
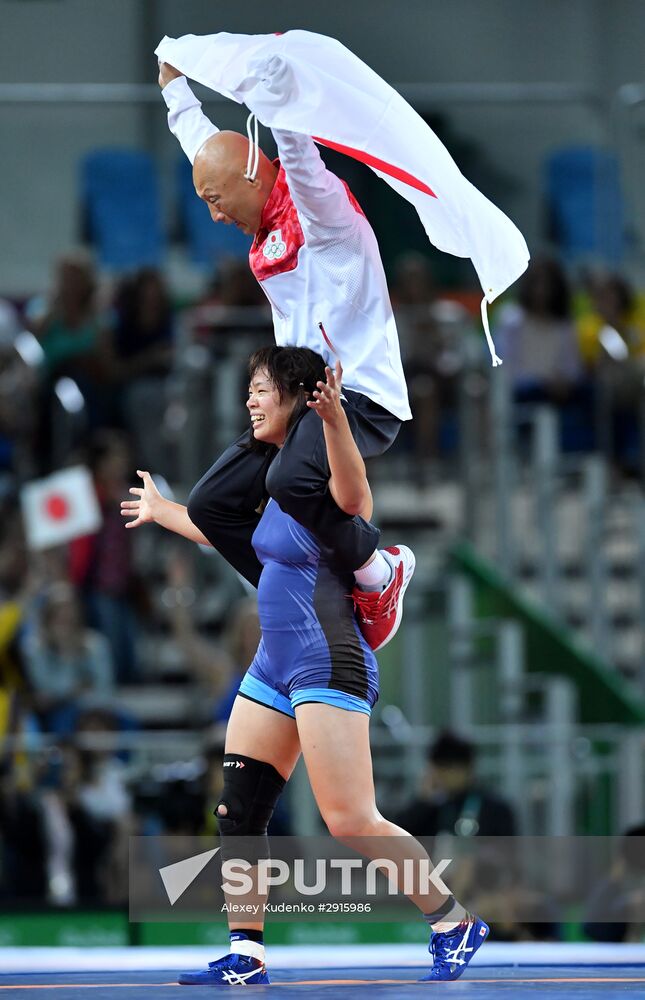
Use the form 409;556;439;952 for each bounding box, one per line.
221;965;266;985
438;927;473;969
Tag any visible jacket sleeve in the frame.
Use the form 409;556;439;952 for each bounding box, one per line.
162;76;219;165
272;129;357;232
250;53;357;231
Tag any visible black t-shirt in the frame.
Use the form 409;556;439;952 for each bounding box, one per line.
394;788;516;839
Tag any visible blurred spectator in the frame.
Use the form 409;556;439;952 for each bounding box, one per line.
200;736;226;835
202;258;268;311
496;257;582;395
0;526;80;746
0;298;39;479
0;298;20;345
0;754;48;900
195;259;270;366
577;272;645;467
577;272;645;367
70;431;143;684
460;846;560;942
495;257;593;450
21;582;114;735
390;253;463;475
394;730;516;838
0;509;32;738
215;595;262;722
74;709;133;903
164;550;259;723
26;252;114;468
27;252;111;381
583;823;645;942
112;268;174;476
1;731;132;906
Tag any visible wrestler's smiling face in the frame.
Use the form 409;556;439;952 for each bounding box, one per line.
246;369;296;447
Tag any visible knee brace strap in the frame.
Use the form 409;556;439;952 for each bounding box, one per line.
216;754;286;861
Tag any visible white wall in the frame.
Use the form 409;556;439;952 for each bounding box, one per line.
1;0;643;294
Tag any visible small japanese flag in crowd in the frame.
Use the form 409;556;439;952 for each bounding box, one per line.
20;465;102;550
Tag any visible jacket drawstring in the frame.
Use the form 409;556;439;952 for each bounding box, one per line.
481;297;503;367
244;112;259;181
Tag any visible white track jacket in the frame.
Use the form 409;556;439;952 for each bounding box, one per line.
157;30;530;418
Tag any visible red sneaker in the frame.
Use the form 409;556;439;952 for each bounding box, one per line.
352;545;416;651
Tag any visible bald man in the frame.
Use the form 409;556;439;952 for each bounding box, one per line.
159;62;414;651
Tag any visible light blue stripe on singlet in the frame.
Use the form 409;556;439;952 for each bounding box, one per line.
239;673;295;718
291;687;372;716
240;674;373;717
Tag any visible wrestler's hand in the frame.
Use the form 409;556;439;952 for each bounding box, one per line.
158;61;183;89
307;361;345;428
121;470;161;528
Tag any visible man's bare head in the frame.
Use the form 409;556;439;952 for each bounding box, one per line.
193;131;278;236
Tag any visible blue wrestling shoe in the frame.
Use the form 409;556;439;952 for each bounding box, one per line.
178;952;270;986
420;914;489;982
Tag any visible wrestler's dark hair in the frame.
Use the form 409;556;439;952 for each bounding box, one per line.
247;345;328;442
249;345;327;400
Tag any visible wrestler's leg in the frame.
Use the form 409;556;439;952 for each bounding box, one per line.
219;694;300;934
295;702;452;915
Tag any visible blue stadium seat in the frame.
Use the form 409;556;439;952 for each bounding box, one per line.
177;156;252;269
545;146;625;264
82;149;165;269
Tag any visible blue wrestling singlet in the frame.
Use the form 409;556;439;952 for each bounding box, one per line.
238;499;379;717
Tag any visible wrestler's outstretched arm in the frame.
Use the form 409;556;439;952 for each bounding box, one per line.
121;470;212;546
307;361;372;520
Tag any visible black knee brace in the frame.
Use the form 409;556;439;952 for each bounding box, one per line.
215;754;286;863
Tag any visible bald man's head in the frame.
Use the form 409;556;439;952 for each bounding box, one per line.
193;131;278;236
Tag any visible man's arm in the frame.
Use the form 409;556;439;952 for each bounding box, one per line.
159;62;219;165
272;128;358;232
254;50;358;230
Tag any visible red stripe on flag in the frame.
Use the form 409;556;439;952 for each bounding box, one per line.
313;136;437;198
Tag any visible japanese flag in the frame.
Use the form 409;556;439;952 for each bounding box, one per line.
20;465;102;551
155;29;530;364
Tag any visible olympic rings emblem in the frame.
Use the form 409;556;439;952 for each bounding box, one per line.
262;229;287;261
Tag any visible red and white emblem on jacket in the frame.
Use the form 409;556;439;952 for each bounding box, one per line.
250;165;305;282
262;229;287;261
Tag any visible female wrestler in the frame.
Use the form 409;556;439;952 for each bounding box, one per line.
122;346;487;985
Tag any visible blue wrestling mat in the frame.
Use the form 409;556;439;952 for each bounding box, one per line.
2;945;645;998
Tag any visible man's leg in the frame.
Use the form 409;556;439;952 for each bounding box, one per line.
265;391;399;573
267;392;415;651
187;431;277;588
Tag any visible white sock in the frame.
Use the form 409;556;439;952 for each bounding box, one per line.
229;937;266;961
354;550;392;591
431;901;468;933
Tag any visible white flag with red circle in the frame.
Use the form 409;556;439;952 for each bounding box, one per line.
155;29;530;306
20;465;102;551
